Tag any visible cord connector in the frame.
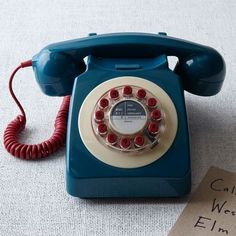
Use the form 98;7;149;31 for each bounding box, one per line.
21;60;32;68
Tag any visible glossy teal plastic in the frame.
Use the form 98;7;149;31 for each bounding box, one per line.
31;33;226;198
32;32;225;97
66;55;190;197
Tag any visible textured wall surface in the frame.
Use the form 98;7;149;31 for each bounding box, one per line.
0;1;235;235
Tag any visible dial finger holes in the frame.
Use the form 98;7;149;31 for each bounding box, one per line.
95;110;104;123
123;86;133;96
151;109;161;121
99;98;109;109
147;97;157;108
148;122;159;135
109;89;119;100
134;135;145;148
97;123;107;136
106;133;118;145
92;85;165;153
136;89;146;99
120;137;131;150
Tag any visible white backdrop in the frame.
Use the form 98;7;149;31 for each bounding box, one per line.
0;1;235;235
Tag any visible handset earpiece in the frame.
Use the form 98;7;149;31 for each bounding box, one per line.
174;47;226;96
32;50;86;96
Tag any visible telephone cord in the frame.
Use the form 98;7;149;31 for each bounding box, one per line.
3;60;70;159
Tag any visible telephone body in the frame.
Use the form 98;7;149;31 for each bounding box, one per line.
5;33;226;198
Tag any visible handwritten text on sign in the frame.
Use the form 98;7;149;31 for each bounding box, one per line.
168;167;236;236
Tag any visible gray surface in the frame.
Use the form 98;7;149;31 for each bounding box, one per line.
0;1;235;235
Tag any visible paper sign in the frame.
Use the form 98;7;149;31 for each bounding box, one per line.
168;167;236;236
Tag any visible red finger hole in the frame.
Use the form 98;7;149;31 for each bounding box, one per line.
99;98;109;109
136;89;146;99
97;123;107;135
134;135;145;147
109;89;119;99
151;109;161;120
147;98;157;108
95;110;104;122
148;122;159;135
120;137;131;149
123;86;133;96
106;133;118;145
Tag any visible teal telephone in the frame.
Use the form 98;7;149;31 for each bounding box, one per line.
4;33;226;198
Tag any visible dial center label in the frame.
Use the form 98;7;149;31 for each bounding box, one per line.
110;100;147;135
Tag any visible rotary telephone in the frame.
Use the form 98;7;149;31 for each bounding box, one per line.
4;33;226;198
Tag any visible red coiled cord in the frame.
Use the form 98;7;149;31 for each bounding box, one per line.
3;60;70;160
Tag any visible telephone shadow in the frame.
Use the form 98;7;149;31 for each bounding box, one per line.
74;195;190;205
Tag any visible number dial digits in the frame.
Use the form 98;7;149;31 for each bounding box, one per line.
92;85;165;153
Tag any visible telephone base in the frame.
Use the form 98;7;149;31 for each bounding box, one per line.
66;55;191;198
67;171;191;198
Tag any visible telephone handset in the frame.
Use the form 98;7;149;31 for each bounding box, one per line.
4;33;225;198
